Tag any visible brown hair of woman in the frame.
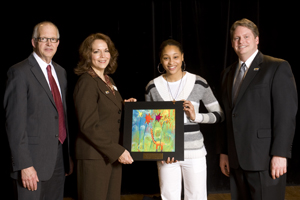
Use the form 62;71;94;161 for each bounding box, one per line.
74;33;119;75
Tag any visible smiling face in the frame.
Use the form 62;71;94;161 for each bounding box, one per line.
91;39;111;75
161;45;184;78
231;26;259;62
31;23;59;64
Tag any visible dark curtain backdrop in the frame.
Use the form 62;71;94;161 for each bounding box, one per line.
1;1;299;198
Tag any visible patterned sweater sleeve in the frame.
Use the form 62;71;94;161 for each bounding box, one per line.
145;81;153;102
191;79;224;124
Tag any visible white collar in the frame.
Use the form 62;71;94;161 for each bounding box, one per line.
154;72;196;101
33;51;53;69
32;52;62;97
239;49;259;69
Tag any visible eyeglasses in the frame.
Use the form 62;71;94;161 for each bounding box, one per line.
35;37;59;43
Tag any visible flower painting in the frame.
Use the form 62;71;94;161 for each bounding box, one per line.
131;109;176;152
123;101;184;161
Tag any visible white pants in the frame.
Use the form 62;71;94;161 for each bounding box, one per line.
157;157;207;200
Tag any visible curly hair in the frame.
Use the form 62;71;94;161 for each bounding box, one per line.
74;33;119;75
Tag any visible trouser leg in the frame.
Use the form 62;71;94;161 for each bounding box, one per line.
181;157;207;200
14;143;65;200
157;161;182;200
14;178;42;200
42;143;65;200
230;167;286;200
77;159;122;200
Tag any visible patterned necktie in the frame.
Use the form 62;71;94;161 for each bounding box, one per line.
232;63;246;104
46;65;66;144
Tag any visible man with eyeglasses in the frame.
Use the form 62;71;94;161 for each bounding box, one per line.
4;21;72;200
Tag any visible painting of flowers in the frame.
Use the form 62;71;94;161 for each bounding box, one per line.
131;109;176;152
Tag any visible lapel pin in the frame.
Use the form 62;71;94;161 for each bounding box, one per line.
254;68;259;71
105;91;110;94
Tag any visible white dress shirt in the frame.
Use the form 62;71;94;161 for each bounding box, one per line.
233;49;259;85
33;52;62;97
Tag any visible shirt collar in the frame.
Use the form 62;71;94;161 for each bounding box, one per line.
239;49;259;69
33;51;53;69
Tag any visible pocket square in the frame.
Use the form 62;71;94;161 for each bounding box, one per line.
254;68;259;71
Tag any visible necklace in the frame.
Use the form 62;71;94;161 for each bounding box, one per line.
165;72;184;104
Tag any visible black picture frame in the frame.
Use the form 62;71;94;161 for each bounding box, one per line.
123;101;184;161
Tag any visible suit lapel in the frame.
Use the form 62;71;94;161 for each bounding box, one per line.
234;52;263;106
53;63;66;102
226;62;237;108
28;54;57;108
96;78;122;110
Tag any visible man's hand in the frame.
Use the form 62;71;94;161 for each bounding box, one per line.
270;156;287;179
21;166;39;191
220;154;230;177
65;157;74;176
118;150;134;164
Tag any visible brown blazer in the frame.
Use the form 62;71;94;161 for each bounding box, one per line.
73;71;125;163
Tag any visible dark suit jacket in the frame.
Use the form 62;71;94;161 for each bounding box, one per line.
73;71;125;163
3;53;70;181
218;51;297;171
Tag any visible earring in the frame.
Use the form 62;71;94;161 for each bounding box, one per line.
157;63;165;74
182;61;186;71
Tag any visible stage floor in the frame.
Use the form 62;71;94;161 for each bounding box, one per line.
63;185;300;200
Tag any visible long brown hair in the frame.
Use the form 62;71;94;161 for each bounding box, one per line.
74;33;119;75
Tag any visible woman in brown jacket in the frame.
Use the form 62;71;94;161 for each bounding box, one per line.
73;33;135;200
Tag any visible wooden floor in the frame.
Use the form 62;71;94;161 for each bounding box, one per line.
64;185;300;200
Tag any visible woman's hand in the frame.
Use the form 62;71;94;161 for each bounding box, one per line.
183;100;195;121
161;157;178;164
118;150;134;164
124;98;137;103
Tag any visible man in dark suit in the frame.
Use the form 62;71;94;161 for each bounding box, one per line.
4;21;72;200
218;18;297;199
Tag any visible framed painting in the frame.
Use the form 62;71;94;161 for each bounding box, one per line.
123;101;184;161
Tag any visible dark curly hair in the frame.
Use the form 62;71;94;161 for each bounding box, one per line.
74;33;119;75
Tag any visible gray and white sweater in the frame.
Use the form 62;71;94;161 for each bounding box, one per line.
145;72;224;159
